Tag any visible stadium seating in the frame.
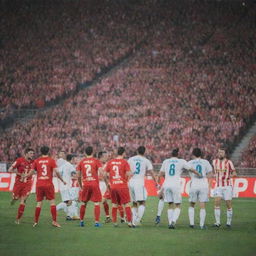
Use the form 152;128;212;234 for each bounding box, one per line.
0;1;255;166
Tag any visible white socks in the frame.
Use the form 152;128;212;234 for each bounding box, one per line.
227;208;233;225
137;205;145;222
214;207;221;225
188;207;194;226
132;207;138;225
157;199;164;216
200;209;206;227
167;209;174;224
173;208;181;223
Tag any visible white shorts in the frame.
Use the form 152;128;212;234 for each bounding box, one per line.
129;184;147;202
69;187;79;201
60;189;72;202
213;186;233;201
189;187;209;203
99;181;107;196
163;186;182;204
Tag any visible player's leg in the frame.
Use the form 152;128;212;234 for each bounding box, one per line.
80;202;87;227
33;201;42;227
155;187;164;224
225;200;233;227
79;186;90;226
49;199;61;227
214;196;222;227
112;203;118;226
123;202;133;227
131;201;138;225
94;202;101;227
167;202;175;228
169;188;182;228
65;200;73;220
188;188;197;228
198;188;208;229
118;204;125;222
11;182;20;206
213;187;222;227
199;202;206;229
188;202;195;228
33;186;44;227
103;198;111;223
137;201;146;224
121;188;133;227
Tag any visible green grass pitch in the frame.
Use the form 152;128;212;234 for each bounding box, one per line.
0;192;255;256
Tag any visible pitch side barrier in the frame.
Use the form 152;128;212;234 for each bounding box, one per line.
1;171;256;198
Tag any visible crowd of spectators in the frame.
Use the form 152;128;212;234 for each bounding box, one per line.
239;136;256;168
1;0;255;166
0;0;152;120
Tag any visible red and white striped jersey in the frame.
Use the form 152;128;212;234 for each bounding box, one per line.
212;158;235;187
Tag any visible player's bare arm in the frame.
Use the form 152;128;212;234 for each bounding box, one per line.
77;171;82;189
54;168;66;185
188;168;202;177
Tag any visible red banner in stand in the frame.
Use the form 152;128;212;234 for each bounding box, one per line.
0;173;256;198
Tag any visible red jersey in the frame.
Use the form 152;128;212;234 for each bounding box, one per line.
76;157;102;186
212;158;235;187
32;156;57;186
105;158;130;189
12;157;34;183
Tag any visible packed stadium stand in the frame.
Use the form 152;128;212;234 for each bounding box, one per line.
0;0;255;166
239;135;256;168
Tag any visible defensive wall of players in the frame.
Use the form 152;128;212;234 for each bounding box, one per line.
1;170;256;198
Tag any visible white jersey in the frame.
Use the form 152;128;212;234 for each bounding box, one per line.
128;155;153;186
58;161;75;191
161;157;190;187
57;158;67;168
188;158;212;189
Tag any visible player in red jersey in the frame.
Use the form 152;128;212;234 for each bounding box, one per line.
104;147;133;227
8;148;35;224
29;146;66;228
77;146;102;227
212;148;237;228
98;151;125;223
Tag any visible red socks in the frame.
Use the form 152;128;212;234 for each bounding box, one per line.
103;202;109;216
118;205;124;218
94;205;100;222
80;204;86;220
112;207;118;223
17;204;25;220
34;207;41;223
50;205;57;222
125;207;132;222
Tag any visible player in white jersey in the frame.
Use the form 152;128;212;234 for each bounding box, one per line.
56;154;77;220
212;148;237;228
128;146;156;226
57;150;66;168
187;148;213;229
159;148;201;229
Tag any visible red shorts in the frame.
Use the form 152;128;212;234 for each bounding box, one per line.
80;185;102;202
36;184;55;201
12;180;32;199
110;187;130;205
103;188;111;200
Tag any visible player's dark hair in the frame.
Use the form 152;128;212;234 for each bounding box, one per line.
172;148;179;157
25;148;34;154
192;148;202;157
66;154;74;162
41;146;50;155
137;146;146;155
219;146;229;158
97;151;107;159
85;146;93;156
117;147;125;156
